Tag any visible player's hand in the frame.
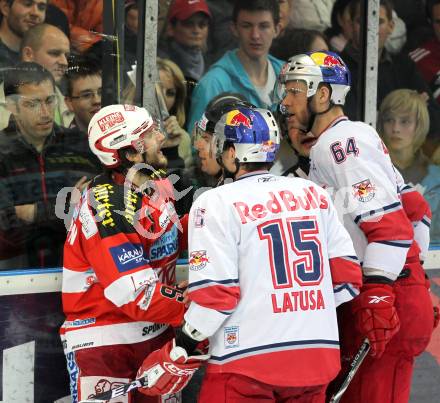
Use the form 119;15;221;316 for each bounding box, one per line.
351;283;400;358
136;338;208;396
177;280;191;306
163;116;185;147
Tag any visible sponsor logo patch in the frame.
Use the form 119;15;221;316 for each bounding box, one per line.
159;202;177;228
97;111;125;132
352;179;375;202
64;317;96;328
66;352;79;402
149;226;178;261
109;243;148;272
124;104;136;111
226;110;252;128
79;203;98;239
224;326;239;349
193;207;206;228
189;250;209;271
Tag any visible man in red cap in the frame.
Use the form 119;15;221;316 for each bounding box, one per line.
158;0;211;82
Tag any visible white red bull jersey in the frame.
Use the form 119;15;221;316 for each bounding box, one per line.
399;182;431;262
308;117;414;280
185;172;362;387
61;173;187;353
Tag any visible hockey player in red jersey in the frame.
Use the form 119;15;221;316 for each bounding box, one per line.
136;105;363;402
60;104;198;403
277;50;436;403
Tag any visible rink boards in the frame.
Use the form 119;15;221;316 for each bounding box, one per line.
0;259;438;402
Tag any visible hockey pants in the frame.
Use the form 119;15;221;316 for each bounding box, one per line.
337;259;435;403
199;372;327;403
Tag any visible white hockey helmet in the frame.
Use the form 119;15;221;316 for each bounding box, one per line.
213;106;280;163
277;51;351;106
88;104;155;168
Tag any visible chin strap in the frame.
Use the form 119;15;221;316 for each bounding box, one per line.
305;98;335;133
216;156;240;181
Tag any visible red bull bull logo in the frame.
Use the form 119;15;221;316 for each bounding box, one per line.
310;52;342;67
189;250;210;271
226;110;253;129
352;179;376;202
261;140;277;153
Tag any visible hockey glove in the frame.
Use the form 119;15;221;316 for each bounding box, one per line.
136;338;209;396
351;283;400;358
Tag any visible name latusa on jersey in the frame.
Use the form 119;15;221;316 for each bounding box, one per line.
271;289;325;313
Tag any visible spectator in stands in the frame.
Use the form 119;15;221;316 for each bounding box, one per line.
45;2;69;38
205;0;236;67
0;62;99;269
289;0;334;32
409;0;440;105
157;57;193;170
271;28;329;61
278;0;292;37
396;0;432;51
187;0;283;133
0;23;73;130
49;0;103;54
0;0;47;80
342;0;440;148
124;0;138;75
325;0;353;52
64;59;102;135
377;88;440;244
158;0;211;83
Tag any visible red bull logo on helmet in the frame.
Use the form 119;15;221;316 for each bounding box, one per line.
310;52;343;67
226;110;253;129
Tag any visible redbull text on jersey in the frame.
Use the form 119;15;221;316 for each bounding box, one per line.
233;186;329;224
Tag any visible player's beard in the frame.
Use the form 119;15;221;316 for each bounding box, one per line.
143;149;168;173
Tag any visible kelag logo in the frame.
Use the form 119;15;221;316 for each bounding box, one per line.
109;243;147;272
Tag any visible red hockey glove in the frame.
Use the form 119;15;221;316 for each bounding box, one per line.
136;338;209;396
351;283;400;358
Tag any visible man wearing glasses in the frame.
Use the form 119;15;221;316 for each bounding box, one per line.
0;22;72;130
64;58;102;135
0;62;99;270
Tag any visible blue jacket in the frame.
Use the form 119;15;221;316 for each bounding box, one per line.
186;49;284;132
421;164;440;246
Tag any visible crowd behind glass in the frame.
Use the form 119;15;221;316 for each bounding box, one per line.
0;0;439;270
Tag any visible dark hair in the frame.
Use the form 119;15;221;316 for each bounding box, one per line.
204;92;255;133
232;0;280;25
65;58;102;97
271;28;329;61
4;61;55;97
426;0;440;20
325;0;353;38
350;0;393;21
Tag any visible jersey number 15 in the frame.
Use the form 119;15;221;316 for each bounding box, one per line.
258;217;323;289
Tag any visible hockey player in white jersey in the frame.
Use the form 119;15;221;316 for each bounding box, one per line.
136;105;362;402
277;50;435;403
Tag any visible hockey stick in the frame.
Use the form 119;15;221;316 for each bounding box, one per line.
329;338;370;403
